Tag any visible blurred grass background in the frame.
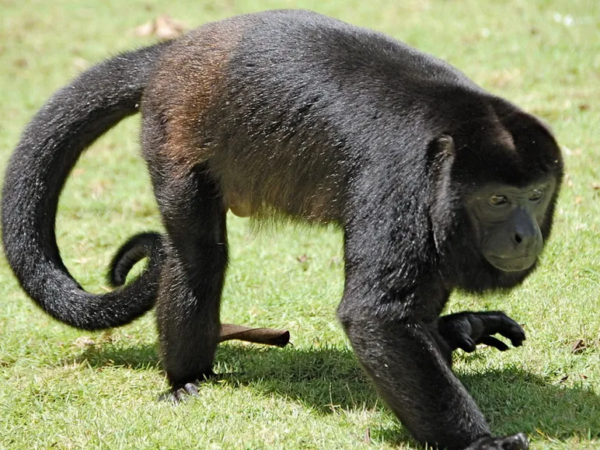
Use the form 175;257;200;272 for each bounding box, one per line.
0;0;599;448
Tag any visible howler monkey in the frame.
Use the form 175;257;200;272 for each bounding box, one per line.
2;10;562;450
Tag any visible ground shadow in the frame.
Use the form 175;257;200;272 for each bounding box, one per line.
70;342;160;370
73;341;600;444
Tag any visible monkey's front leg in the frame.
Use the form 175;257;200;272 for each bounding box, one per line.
438;311;525;354
336;235;528;450
339;300;484;448
338;298;528;449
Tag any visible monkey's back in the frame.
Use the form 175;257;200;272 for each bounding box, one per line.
144;10;487;223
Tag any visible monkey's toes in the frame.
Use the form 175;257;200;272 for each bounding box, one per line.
466;432;528;450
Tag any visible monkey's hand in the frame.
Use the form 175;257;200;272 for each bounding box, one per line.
464;433;528;449
438;311;525;353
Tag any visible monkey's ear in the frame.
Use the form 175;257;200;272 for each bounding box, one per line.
435;134;455;158
427;134;456;173
428;135;458;251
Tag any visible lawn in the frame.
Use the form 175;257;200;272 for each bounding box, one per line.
0;0;599;448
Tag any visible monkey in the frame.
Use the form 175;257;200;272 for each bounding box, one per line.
1;10;563;450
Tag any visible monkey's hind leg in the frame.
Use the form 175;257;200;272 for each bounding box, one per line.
146;127;228;400
156;163;227;400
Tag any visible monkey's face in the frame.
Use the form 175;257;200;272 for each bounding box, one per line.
464;178;557;272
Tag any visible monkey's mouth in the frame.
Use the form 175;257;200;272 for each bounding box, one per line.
485;255;536;272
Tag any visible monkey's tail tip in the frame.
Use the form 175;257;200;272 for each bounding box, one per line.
108;232;163;287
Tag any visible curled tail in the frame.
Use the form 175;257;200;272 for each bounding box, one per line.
108;232;163;287
2;42;171;330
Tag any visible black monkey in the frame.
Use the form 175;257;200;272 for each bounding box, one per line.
2;10;563;450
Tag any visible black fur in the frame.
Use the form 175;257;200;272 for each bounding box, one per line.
2;41;171;330
108;232;163;287
3;11;563;450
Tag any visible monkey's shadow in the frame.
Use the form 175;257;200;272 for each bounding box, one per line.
77;343;600;444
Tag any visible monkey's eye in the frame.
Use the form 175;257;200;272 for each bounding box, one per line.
489;195;508;206
529;189;544;201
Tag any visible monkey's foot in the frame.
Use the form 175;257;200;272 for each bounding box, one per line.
160;371;216;403
465;433;528;450
162;382;200;403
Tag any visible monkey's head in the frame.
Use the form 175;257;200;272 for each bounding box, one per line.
463;177;557;272
428;108;563;289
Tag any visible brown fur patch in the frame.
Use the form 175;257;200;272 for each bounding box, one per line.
143;19;247;175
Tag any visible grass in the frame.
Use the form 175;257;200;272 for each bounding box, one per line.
0;0;599;448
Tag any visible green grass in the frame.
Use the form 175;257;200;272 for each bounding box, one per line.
0;0;599;448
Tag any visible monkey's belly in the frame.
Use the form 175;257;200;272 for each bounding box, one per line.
225;193;252;217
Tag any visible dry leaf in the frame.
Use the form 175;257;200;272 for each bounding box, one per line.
564;173;574;187
73;57;89;71
219;324;290;347
488;68;521;89
135;15;187;40
74;336;95;348
155;15;187;39
296;254;309;263
592;182;600;190
571;339;586;354
135;21;154;37
575;196;583;204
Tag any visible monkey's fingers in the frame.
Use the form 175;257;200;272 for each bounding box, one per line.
465;433;528;450
476;312;526;347
454;334;477;353
219;324;290;347
479;335;510;351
